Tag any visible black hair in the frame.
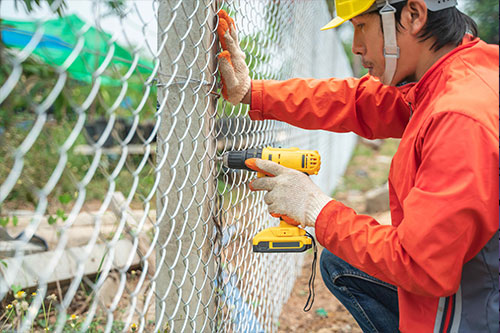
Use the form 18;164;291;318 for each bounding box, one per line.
389;2;478;51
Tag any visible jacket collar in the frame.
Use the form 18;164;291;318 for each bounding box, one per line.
403;35;480;106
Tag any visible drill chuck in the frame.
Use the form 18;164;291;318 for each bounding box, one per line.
222;148;262;170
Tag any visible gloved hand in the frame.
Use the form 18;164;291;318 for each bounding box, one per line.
217;10;251;105
246;158;333;228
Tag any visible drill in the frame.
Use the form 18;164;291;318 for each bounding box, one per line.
222;147;321;253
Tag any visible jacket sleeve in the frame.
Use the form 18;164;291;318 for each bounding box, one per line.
248;76;412;139
315;112;499;297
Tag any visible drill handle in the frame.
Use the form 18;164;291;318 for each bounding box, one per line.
271;215;302;228
279;220;297;228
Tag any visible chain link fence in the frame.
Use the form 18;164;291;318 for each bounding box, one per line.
0;0;356;331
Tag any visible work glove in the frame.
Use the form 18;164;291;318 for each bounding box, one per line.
216;10;251;105
246;158;333;228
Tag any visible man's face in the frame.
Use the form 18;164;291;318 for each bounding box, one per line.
350;13;386;79
350;10;419;85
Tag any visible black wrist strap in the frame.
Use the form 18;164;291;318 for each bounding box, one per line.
303;231;317;312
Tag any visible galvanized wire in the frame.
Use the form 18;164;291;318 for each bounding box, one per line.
0;0;356;332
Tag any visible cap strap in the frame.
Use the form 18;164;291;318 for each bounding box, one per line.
378;1;399;85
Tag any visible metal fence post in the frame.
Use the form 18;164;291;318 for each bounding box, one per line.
156;0;218;332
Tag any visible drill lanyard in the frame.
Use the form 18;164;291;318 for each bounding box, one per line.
303;230;317;312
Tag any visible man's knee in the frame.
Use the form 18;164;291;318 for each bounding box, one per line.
320;248;349;281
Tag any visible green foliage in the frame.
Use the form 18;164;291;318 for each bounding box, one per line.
334;139;399;195
46;195;73;224
0;216;18;227
216;31;272;118
17;0;67;16
95;250;108;283
325;0;336;18
0;217;9;227
340;37;368;78
0;286;129;332
58;193;72;205
464;0;499;44
241;34;272;78
16;0;130;20
220;6;236;17
102;0;128;18
0;18;157;210
315;307;329;318
10;284;22;294
56;208;66;220
47;215;57;225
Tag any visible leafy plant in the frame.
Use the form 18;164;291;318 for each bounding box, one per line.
10;285;22;295
0;288;130;332
47;194;74;225
464;0;499;44
58;193;72;205
1;6;157;210
16;0;67;17
0;215;19;228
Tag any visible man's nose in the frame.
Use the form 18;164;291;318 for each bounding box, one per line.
351;32;365;56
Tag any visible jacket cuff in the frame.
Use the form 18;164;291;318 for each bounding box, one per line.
315;200;347;246
248;80;264;120
306;194;333;225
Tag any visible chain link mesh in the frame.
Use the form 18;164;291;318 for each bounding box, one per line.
0;0;356;331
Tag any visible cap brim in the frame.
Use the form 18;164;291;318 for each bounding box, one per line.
320;16;347;31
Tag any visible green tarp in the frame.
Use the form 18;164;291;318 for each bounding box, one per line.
1;14;155;89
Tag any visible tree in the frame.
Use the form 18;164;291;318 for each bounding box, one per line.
463;0;499;44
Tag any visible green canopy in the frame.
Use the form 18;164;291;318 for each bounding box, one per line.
1;14;155;89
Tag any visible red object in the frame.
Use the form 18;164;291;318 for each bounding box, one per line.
249;36;499;331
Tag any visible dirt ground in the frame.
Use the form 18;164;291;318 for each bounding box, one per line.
277;244;363;333
277;211;390;333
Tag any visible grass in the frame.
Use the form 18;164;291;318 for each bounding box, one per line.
0;119;156;214
1;277;150;332
334;138;400;195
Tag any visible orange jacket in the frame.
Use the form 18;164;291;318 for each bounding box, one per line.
248;37;499;332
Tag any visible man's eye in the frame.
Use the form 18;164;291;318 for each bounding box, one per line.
356;24;365;29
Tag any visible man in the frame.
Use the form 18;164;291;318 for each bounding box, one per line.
217;0;498;331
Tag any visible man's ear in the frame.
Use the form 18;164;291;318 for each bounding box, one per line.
401;0;428;35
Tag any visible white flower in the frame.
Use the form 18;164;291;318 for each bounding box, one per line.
20;300;29;311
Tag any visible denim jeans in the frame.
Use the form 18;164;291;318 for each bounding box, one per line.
320;249;400;332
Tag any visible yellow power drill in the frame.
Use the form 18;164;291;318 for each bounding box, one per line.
222;147;321;253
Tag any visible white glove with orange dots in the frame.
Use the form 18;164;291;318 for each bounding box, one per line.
246;158;333;228
217;10;251;105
